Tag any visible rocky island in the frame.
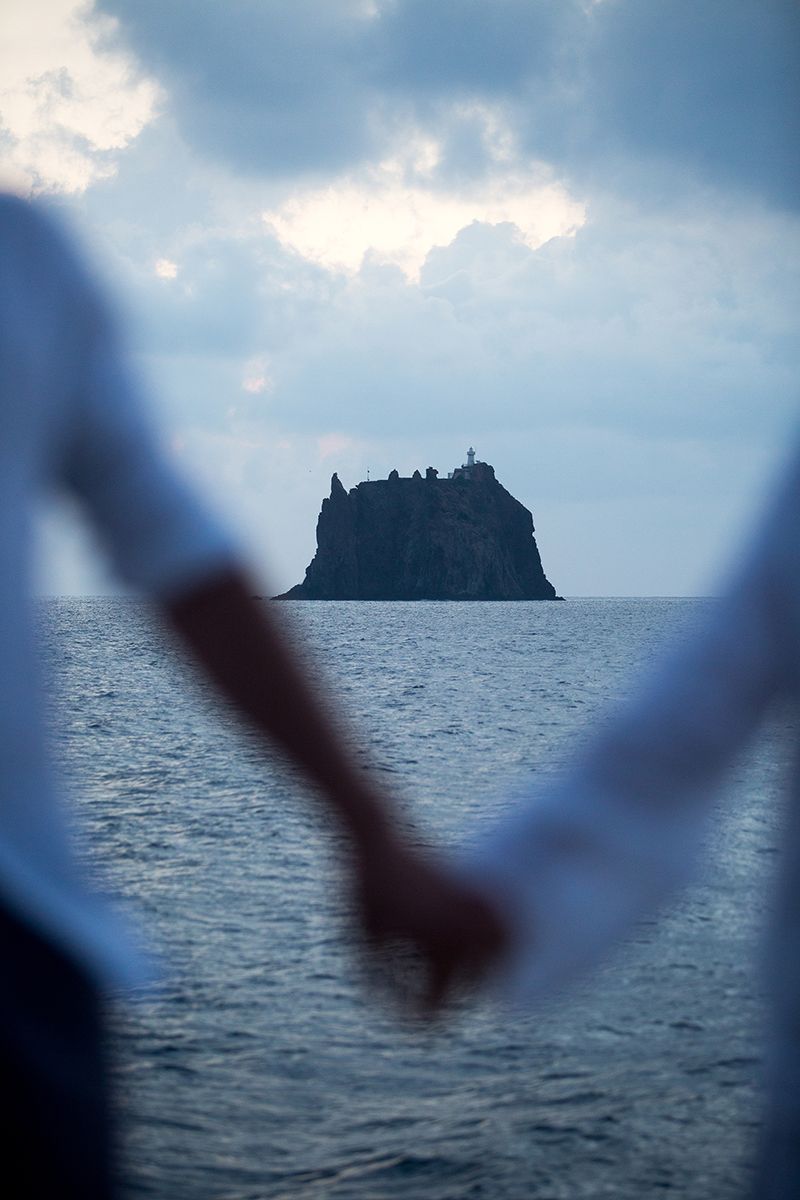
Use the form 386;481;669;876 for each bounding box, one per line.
277;449;560;601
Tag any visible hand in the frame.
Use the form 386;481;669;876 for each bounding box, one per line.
353;831;509;1016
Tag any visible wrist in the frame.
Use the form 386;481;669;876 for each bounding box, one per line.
333;778;398;851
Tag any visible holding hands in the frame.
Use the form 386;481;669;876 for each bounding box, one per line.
353;823;509;1015
166;568;508;1017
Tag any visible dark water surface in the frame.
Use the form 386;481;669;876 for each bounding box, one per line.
42;598;792;1199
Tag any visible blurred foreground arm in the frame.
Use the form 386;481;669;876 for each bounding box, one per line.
164;569;391;849
164;569;508;1010
461;444;800;1007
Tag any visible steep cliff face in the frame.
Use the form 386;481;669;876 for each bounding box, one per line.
277;462;559;600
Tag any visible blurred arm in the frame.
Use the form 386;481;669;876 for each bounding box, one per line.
163;568;508;1008
163;568;393;849
464;446;800;1005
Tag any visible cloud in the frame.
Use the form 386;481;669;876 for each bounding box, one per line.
93;0;799;208
262;139;584;280
107;222;302;363
92;0;384;176
366;0;573;95
574;0;800;210
66;124;796;461
254;202;799;446
0;0;159;195
242;375;269;395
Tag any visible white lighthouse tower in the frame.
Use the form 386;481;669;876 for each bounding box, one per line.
447;447;480;479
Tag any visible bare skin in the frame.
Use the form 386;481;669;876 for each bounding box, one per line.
164;568;508;1013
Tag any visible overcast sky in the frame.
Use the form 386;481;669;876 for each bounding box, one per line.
3;0;799;595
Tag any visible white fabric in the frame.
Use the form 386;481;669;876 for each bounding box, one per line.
463;436;800;1194
467;444;799;999
0;195;237;985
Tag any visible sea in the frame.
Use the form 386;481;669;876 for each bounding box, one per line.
41;596;794;1200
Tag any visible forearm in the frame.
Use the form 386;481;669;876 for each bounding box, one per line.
465;554;790;1004
163;568;396;850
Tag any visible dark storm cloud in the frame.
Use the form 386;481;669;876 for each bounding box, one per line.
94;0;378;173
574;0;800;209
365;0;576;94
95;0;799;205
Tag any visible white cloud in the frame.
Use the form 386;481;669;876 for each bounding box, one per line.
0;0;159;195
262;126;584;280
154;257;178;278
242;376;268;395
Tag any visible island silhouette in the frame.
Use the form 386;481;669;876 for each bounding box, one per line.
277;449;560;601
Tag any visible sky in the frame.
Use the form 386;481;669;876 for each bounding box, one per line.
2;0;799;596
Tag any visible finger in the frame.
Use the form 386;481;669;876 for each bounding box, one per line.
361;935;431;1018
419;953;458;1018
418;918;503;1017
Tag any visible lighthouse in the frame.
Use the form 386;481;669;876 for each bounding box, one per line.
448;446;485;480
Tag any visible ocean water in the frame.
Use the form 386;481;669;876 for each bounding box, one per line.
41;597;793;1199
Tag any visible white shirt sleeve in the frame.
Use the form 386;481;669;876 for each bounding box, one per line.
462;445;800;1005
46;210;239;597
